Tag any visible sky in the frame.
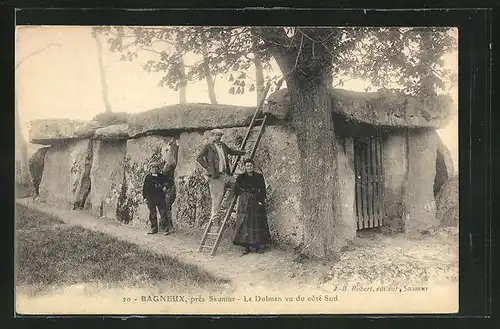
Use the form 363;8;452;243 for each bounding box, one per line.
16;26;458;168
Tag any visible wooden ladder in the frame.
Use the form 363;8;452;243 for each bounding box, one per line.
197;80;281;256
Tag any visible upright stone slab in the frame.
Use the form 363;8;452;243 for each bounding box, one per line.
120;136;177;228
253;126;304;247
39;139;93;208
436;175;459;227
434;133;455;197
382;131;408;232
403;129;439;235
222;126;305;247
89;140;127;220
335;137;357;240
28;146;50;196
172;126;304;248
172;131;211;229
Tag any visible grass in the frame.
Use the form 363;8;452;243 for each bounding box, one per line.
15;204;230;295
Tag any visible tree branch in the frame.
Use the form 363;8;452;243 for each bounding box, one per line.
137;47;164;55
294;34;304;69
16;43;59;69
251;27;293;49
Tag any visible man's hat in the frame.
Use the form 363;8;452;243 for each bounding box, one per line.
211;128;224;135
151;162;162;169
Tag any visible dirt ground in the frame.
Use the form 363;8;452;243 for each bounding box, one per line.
15;198;458;315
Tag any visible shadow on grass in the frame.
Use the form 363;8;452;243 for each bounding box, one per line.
15;204;231;295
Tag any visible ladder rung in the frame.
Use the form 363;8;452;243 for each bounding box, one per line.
201;245;213;249
206;232;219;236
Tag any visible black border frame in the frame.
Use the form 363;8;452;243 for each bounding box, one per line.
1;4;496;328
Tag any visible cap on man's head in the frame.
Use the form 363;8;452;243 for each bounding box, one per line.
151;162;162;170
211;128;224;136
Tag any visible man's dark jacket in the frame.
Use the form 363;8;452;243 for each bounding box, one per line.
196;142;245;178
142;173;172;201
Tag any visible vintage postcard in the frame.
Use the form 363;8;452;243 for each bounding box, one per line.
15;25;458;315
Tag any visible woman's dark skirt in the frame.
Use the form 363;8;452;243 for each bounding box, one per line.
232;192;272;247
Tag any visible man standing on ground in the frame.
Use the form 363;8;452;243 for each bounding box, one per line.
142;163;174;235
196;129;246;228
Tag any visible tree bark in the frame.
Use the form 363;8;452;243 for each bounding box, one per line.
287;74;344;258
178;55;187;104
271;44;346;259
254;52;265;105
94;35;112;112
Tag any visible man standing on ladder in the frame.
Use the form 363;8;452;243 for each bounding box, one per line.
196;129;246;230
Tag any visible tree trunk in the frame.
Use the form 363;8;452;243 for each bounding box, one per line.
203;55;217;104
15;95;33;196
271;43;348;258
201;44;217;104
94;35;112;112
178;55;187;104
254;52;265;105
287;74;345;258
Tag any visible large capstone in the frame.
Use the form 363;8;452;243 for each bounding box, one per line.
264;88;291;120
74;120;103;138
29;119;87;145
94;124;130;140
127;103;256;137
266;88;453;129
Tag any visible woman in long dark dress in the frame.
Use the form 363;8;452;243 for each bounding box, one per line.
232;159;272;256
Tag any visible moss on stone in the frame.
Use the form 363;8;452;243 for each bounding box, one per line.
173;168;211;229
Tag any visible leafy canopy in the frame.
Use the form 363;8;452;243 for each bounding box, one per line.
93;26;457;98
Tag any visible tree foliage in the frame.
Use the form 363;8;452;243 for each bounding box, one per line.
93;26;456;99
92;26;280;97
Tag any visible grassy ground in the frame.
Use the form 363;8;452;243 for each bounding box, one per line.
15;200;459;314
15;204;230;296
